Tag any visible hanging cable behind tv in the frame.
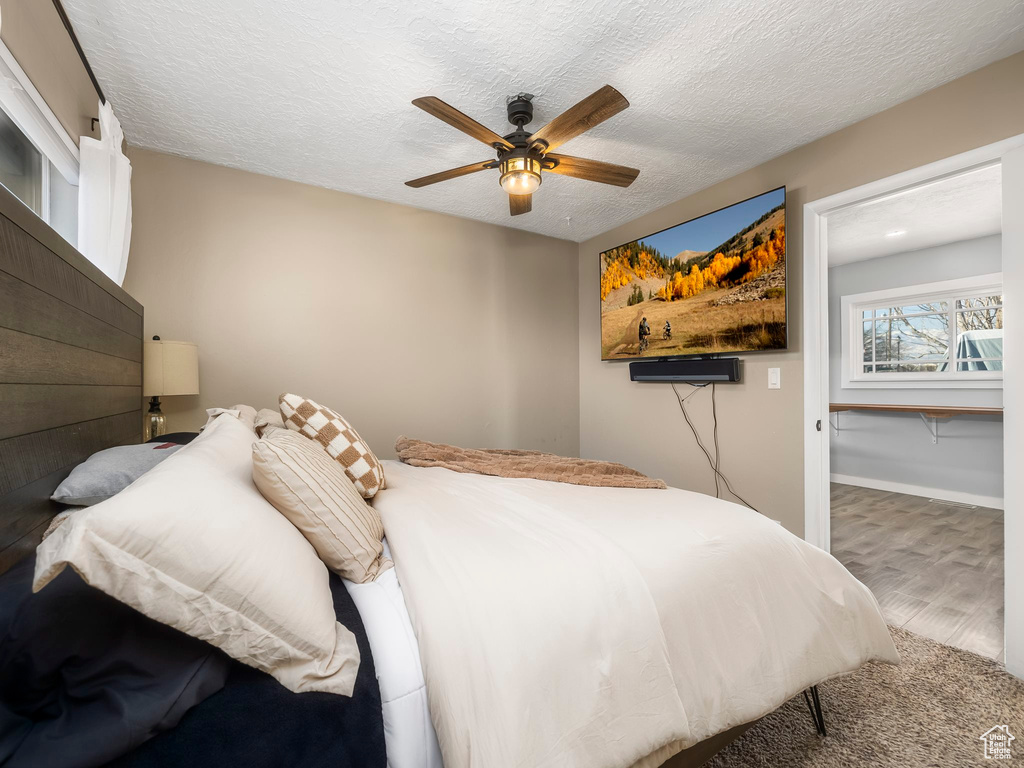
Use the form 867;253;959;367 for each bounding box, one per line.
670;381;760;513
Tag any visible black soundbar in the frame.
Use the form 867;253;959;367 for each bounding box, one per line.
629;357;740;382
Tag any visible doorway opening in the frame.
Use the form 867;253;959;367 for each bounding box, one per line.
802;134;1024;673
826;165;1003;660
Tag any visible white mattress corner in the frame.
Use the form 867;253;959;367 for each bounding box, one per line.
344;540;443;768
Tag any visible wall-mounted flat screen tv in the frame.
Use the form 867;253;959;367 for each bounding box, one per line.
600;186;787;361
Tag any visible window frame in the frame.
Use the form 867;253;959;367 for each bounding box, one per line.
0;39;79;227
840;272;1003;390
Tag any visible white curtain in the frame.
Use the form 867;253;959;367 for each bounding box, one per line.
78;100;132;286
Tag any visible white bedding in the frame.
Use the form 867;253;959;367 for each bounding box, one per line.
374;460;899;768
343;541;443;768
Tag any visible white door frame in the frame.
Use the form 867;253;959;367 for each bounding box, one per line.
802;133;1024;676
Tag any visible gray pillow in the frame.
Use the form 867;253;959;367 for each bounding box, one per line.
50;443;183;506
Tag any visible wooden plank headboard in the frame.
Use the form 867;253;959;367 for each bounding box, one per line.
0;184;143;574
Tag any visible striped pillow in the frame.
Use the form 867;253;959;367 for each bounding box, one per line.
252;429;392;583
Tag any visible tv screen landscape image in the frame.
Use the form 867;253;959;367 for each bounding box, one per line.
600;187;787;361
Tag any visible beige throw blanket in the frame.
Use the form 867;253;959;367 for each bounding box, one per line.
395;436;667;489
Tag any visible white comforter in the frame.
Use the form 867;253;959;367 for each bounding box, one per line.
375;460;898;768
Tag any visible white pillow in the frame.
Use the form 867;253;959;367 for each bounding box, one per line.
33;413;360;696
202;404;257;431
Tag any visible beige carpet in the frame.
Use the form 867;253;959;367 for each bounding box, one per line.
706;627;1024;767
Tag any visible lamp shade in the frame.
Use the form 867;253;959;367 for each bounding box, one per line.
143;340;199;397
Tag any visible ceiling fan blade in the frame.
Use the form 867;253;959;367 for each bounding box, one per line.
545;154;640;187
413;96;514;151
528;85;629;153
405;160;494;188
509;194;532;216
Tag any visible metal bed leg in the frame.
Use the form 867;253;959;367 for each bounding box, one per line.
802;685;827;737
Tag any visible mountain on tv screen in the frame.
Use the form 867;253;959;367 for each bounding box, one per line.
600;186;787;361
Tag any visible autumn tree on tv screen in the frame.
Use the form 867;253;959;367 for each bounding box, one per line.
600;187;787;360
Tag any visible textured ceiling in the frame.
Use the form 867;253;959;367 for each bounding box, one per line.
62;0;1024;242
827;164;1002;265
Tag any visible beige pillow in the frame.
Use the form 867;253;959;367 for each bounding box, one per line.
255;407;285;437
279;393;386;498
253;429;392;583
34;414;360;696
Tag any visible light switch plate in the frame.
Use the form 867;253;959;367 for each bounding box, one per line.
768;367;781;389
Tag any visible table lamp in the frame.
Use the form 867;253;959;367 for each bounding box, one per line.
143;336;199;440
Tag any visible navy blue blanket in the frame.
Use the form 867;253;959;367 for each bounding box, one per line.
108;570;386;768
0;557;385;768
0;555;228;768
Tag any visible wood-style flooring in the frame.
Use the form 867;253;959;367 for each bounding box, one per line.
830;483;1003;661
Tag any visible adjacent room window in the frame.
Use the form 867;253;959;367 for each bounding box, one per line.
0;41;79;246
841;273;1003;388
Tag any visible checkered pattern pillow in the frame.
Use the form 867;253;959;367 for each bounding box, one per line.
279;393;386;498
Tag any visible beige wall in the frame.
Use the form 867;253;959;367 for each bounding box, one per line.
1;0;99;144
579;52;1024;534
124;51;1024;528
125;149;580;459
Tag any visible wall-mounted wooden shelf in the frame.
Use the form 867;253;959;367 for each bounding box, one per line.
829;403;1003;419
828;403;1002;444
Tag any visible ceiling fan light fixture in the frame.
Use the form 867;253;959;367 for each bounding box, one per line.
406;86;639;214
499;156;542;195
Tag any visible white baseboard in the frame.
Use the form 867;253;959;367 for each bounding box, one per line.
830;473;1004;510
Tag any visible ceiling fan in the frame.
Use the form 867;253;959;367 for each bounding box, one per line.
405;85;640;216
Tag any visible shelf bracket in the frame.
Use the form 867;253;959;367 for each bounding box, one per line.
828;412;840;437
919;413;938;444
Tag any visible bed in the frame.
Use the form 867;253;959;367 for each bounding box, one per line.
370;461;897;768
0;183;898;768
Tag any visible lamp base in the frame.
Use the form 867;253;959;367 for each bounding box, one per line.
145;396;166;441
